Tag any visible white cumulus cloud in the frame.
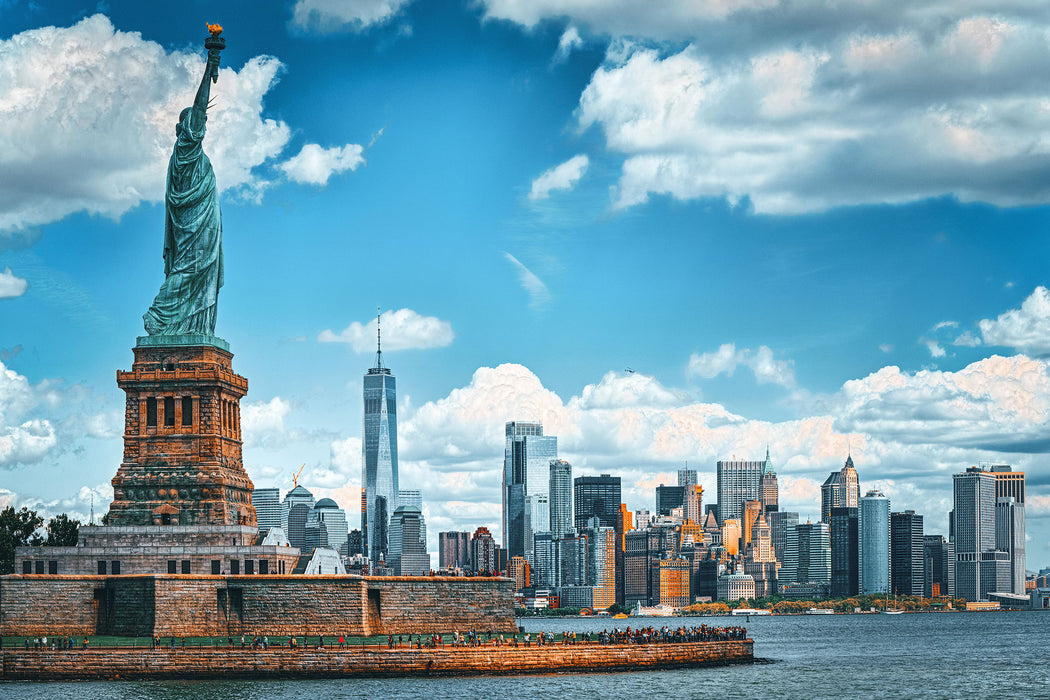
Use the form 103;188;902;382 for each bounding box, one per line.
0;267;27;298
241;396;293;447
979;286;1050;357
280;143;365;185
688;343;795;387
292;0;416;32
0;15;291;234
318;308;454;352
529;154;590;199
483;3;1050;213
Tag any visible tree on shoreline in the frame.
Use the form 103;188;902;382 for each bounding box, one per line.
45;514;81;547
0;506;45;574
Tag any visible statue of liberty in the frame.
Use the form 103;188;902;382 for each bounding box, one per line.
144;26;226;337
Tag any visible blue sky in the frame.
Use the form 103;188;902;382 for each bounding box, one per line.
1;0;1049;568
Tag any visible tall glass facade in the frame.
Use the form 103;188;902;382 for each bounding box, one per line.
389;505;429;576
549;459;573;538
362;360;398;563
716;459;763;523
573;474;621;532
502;421;557;558
251;487;281;532
830;506;859;597
859;489;890;595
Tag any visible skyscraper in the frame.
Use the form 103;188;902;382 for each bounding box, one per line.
523;493;549;562
574;474;621;532
389;505;429;576
307;497;349;554
583;518;616;609
438;531;470;570
992;465;1026;595
683;484;703;524
716;458;763;523
503;421;557;559
829;506;859;597
953;466;1003;602
781;521;831;589
767;510;799;563
996;497;1025;594
470;526;497;574
760;447;778;514
549;459;573;538
890;510;924;597
859;489;890;595
923;535;953;598
398;490;422;510
251;487;281;532
821;455;860;523
656;485;685;516
281;484;315;550
362;311;399;563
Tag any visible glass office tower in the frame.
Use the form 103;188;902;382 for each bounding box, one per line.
859;489;890;595
362;315;399;564
503;421;557;558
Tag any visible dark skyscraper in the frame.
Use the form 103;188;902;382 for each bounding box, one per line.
891;510;924;597
362;310;399;563
830;506;859;597
656;485;685;516
574;474;621;532
923;534;952;598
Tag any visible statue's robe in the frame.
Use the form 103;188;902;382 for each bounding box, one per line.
144;105;223;336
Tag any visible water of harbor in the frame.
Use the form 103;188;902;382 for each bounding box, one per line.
3;611;1045;698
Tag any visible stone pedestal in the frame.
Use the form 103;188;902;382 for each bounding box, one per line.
108;338;256;527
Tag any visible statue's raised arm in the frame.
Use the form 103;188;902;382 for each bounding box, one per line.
143;26;226;339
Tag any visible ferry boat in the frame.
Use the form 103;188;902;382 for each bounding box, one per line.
732;608;771;616
805;607;835;615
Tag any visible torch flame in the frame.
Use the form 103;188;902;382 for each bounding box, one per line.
207;23;223;37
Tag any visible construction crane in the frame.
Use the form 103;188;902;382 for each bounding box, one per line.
292;463;305;488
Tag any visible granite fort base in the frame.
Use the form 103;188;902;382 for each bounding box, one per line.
0;574;516;638
0;640;754;681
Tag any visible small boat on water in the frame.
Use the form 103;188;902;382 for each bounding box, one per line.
613;613;629;619
881;593;906;614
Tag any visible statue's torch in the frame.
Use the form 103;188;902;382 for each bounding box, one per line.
205;23;225;84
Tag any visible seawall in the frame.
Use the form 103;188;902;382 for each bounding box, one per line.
0;640;753;680
0;574;517;637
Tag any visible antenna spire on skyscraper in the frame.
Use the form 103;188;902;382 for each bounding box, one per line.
375;304;384;370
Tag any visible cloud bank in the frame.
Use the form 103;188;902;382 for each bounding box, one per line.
483;2;1050;213
0;15;291;234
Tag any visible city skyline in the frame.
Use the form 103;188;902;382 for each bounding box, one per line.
1;2;1049;568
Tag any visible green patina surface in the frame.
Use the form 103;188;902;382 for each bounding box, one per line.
135;334;229;350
